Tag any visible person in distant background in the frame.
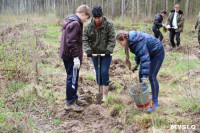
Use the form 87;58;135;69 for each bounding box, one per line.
116;30;165;113
166;4;184;48
195;11;200;49
152;10;167;42
83;6;115;101
59;5;90;112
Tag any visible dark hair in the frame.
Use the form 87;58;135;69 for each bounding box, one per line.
92;6;103;17
161;10;167;14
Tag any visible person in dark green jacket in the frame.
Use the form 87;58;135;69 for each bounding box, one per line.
195;11;200;49
83;6;115;101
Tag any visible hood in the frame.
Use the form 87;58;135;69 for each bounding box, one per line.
170;10;183;14
62;14;81;30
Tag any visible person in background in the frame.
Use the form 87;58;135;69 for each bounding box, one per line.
152;10;167;42
59;5;90;112
115;30;165;113
166;4;184;48
195;11;200;49
83;6;115;101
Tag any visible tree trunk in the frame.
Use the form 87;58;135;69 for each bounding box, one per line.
107;0;109;17
145;0;148;17
2;0;4;14
137;0;139;19
121;0;124;21
149;0;152;17
112;0;115;19
73;0;76;14
185;0;190;17
166;0;168;11
131;0;135;23
174;0;176;6
102;0;104;12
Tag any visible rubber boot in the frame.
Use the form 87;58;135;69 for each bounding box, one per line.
102;86;109;102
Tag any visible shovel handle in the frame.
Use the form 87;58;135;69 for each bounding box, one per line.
92;54;113;57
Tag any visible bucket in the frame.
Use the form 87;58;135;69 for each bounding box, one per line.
129;83;150;108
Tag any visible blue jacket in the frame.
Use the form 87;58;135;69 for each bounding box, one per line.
128;31;163;78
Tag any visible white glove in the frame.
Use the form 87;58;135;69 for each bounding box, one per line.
162;24;165;27
173;26;178;29
166;25;170;29
73;57;80;69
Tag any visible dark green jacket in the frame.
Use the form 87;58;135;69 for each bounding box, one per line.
167;10;184;32
195;16;200;30
83;17;115;54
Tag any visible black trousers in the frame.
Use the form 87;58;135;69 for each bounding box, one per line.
153;28;163;41
169;29;180;48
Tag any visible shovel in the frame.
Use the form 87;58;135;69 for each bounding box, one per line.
92;54;113;104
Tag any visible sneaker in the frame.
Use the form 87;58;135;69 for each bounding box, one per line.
147;101;159;113
64;103;83;112
75;99;87;106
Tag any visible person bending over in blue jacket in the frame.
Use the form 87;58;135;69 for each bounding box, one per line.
116;30;165;113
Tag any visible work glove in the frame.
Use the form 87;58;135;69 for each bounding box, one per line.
105;50;111;57
173;26;178;29
162;24;165;27
195;25;197;30
73;57;80;69
132;64;139;73
166;25;170;29
87;51;92;57
141;78;148;85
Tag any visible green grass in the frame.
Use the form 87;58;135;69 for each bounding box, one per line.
54;119;62;124
86;73;94;81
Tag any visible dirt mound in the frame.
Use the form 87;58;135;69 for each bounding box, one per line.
125;125;141;133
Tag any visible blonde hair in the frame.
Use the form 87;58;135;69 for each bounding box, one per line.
76;5;91;18
116;31;131;70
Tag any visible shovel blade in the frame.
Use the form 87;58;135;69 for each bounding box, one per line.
96;93;103;104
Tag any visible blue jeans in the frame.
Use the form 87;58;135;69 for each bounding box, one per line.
63;57;79;104
92;56;112;86
139;46;165;103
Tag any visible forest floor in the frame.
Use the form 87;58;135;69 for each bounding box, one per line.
0;15;200;133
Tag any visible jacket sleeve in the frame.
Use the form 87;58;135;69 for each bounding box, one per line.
67;22;80;57
134;56;140;65
106;23;116;53
136;43;151;78
177;14;184;27
195;17;199;28
83;25;92;53
154;15;162;27
167;12;171;25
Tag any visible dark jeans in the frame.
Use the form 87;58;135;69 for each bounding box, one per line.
63;57;79;104
153;28;163;41
169;29;180;47
92;56;112;86
139;46;165;103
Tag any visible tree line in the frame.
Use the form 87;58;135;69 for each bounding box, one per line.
0;0;199;19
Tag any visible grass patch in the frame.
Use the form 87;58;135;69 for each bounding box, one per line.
54;119;62;124
86;73;94;81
